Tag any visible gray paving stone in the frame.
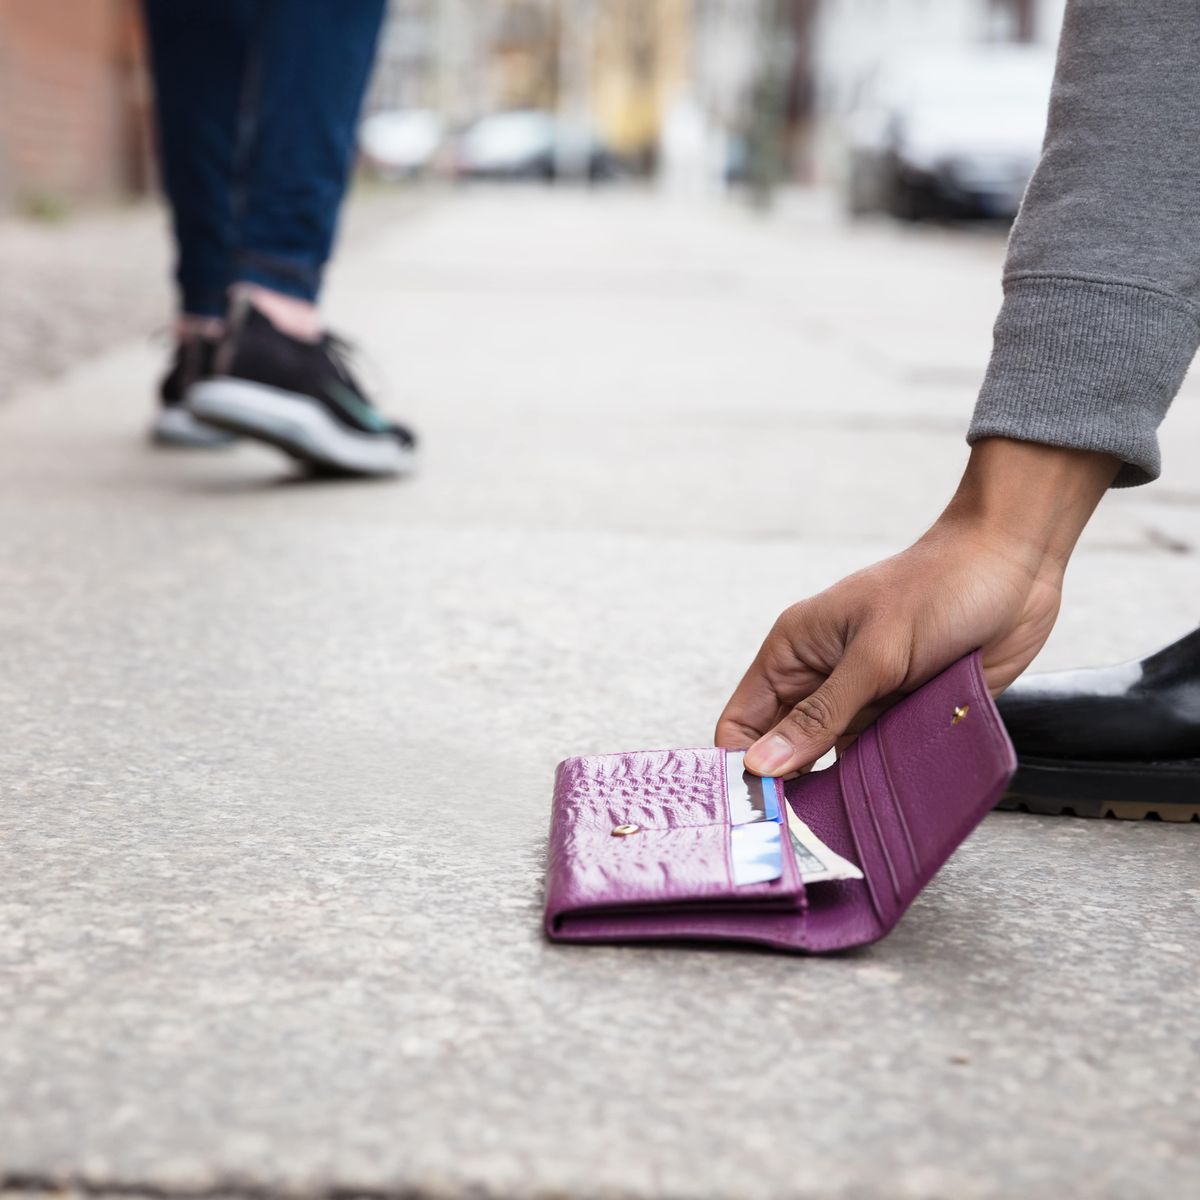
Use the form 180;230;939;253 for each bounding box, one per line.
2;189;1197;1200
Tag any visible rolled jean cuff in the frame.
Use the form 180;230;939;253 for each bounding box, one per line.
968;275;1200;487
178;280;232;319
233;250;322;303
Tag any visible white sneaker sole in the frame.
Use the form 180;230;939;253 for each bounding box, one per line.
150;405;236;449
187;378;416;477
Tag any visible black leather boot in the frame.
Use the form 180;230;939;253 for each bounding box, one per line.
996;626;1200;822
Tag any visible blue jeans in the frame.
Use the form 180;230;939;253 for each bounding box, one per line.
142;0;385;317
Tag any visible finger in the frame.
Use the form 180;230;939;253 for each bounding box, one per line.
743;649;883;776
714;662;783;749
833;696;895;754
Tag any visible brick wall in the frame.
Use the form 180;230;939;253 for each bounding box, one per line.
0;0;152;212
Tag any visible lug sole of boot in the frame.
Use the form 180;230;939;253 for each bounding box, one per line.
997;755;1200;822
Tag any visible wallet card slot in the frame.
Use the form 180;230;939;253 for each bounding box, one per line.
869;726;920;874
852;746;902;903
783;766;885;952
834;752;897;928
854;726;921;898
774;784;806;903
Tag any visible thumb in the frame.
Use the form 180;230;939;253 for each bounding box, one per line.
742;650;882;776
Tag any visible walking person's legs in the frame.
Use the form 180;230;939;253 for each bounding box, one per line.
142;0;255;447
187;0;417;477
231;0;386;337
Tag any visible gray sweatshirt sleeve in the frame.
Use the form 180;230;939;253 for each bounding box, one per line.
968;0;1200;486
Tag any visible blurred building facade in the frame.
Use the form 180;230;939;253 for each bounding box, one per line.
0;0;150;213
365;0;1069;190
368;1;561;122
0;0;1070;214
365;0;813;183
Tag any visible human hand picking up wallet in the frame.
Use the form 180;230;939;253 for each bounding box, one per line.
543;652;1015;954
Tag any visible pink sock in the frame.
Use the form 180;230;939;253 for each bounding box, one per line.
232;283;323;343
176;314;227;341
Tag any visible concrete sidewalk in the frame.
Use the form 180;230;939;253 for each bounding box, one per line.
2;188;1198;1200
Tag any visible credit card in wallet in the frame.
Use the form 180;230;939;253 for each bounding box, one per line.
726;750;864;886
730;821;783;885
726;751;784;884
724;751;780;824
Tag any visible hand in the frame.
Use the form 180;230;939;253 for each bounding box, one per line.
715;528;1061;775
715;439;1120;776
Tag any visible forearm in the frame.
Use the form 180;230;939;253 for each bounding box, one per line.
933;437;1119;576
722;438;1117;770
970;0;1200;486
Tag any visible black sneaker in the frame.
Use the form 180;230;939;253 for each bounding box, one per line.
150;336;236;448
186;303;417;476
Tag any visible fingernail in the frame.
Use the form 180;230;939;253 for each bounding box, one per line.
745;734;794;776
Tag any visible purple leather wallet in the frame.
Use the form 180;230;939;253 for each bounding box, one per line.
544;651;1016;953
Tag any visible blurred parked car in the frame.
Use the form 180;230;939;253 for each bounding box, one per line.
359;108;445;180
842;47;1055;220
453;110;621;182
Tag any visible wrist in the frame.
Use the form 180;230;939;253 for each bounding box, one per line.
931;437;1119;576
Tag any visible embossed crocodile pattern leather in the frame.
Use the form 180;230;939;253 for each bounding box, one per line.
544;652;1016;953
546;748;806;921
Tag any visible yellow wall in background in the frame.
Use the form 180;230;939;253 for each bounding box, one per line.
590;0;691;159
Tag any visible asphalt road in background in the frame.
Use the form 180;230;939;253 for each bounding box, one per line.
3;188;1198;1199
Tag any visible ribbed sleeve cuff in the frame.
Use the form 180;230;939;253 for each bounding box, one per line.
968;275;1200;487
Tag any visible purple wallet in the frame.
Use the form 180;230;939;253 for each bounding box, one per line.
544;651;1016;953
